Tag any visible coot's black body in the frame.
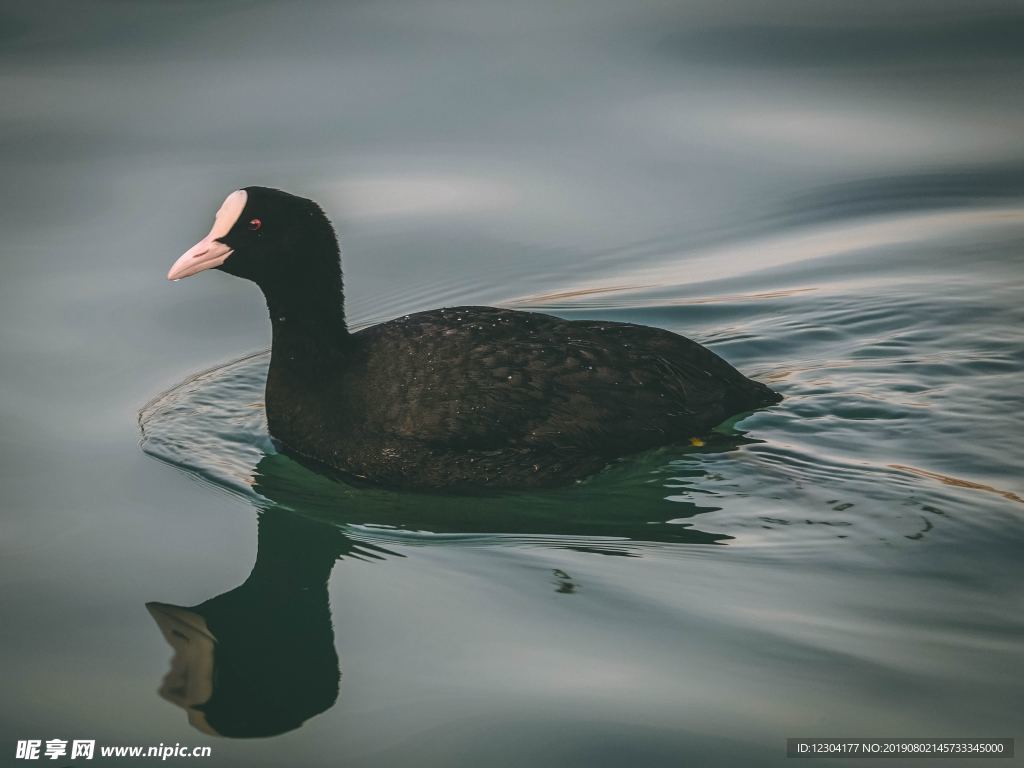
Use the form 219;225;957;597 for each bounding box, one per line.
170;187;781;490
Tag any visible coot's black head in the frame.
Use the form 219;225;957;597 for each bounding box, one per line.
168;187;338;286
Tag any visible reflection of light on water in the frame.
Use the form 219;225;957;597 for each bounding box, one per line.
889;464;1024;504
508;204;1024;307
323;175;518;219
704;103;1024;164
516;285;818;308
510;283;654;305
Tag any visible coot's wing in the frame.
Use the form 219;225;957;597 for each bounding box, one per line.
354;306;771;453
355;307;574;448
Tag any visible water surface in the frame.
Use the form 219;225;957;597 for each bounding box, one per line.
1;1;1022;766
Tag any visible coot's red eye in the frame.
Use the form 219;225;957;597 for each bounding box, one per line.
248;218;262;231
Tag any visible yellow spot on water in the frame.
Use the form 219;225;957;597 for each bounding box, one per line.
689;437;705;447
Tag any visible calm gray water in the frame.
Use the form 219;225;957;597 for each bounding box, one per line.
2;1;1023;766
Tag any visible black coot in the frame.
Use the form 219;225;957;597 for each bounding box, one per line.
168;186;781;489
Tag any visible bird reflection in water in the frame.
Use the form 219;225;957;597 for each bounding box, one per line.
146;437;741;737
147;508;388;738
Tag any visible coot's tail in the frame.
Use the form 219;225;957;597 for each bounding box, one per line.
733;376;783;412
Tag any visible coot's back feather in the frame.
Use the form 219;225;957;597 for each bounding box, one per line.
266;306;779;489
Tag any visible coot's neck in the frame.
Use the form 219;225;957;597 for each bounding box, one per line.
209;508;342;608
258;225;351;368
